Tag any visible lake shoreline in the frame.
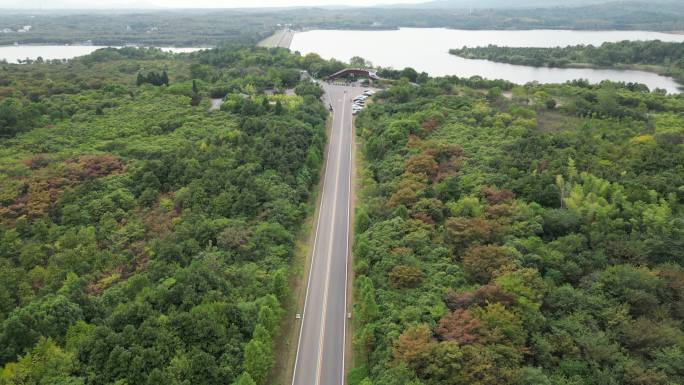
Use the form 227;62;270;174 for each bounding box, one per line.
0;45;205;63
294;26;684;34
291;28;684;93
4;27;684;50
0;43;211;48
450;53;684;90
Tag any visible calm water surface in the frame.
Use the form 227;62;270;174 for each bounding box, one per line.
0;45;204;63
291;28;684;92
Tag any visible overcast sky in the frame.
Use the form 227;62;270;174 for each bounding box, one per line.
0;0;429;9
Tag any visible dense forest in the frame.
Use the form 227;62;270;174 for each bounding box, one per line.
3;7;684;384
0;11;280;47
350;75;684;385
451;40;684;84
2;1;684;47
0;46;342;385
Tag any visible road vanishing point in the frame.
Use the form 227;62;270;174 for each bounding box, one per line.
291;83;364;385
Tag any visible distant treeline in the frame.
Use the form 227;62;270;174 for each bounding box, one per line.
1;1;684;47
450;40;684;83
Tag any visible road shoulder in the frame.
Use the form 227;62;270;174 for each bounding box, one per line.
271;109;333;385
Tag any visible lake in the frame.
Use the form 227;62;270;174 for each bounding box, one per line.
291;28;684;93
0;45;204;63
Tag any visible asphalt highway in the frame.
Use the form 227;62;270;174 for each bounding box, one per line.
291;83;366;385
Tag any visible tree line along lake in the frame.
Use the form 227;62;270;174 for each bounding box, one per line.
289;28;684;93
0;45;202;64
2;28;683;92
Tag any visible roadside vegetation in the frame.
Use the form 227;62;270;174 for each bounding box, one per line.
350;75;684;385
451;40;684;86
2;10;684;384
0;46;342;385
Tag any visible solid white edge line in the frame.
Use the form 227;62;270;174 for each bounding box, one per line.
291;83;336;385
341;87;353;385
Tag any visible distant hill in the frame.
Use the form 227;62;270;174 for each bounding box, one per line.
417;0;662;8
0;0;159;9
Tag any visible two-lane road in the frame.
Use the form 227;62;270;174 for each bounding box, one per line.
292;84;365;385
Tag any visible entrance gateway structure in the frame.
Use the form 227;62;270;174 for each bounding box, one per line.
326;68;380;84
